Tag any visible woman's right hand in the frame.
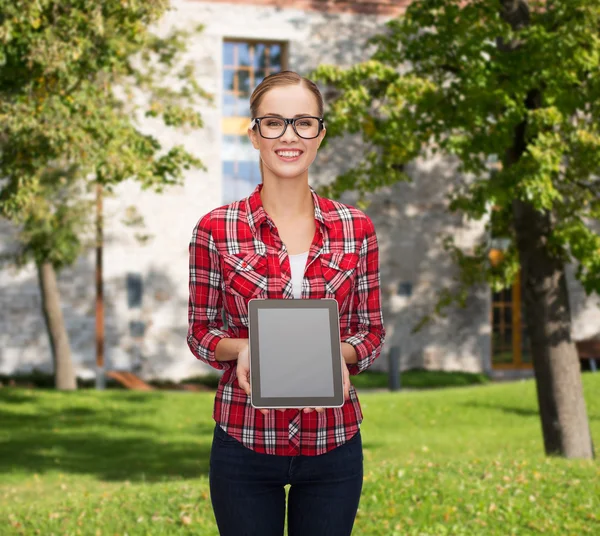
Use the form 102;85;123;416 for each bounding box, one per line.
236;342;251;396
236;343;270;416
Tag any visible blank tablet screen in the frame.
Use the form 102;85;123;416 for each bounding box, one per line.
257;308;333;397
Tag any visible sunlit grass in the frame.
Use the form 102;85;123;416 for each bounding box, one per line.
1;374;599;535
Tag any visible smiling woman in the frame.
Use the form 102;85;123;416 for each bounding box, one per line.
247;74;325;186
187;71;386;536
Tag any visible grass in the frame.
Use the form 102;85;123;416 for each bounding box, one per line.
350;369;489;390
1;368;488;391
1;374;599;535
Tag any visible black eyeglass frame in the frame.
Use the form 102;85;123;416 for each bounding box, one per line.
250;116;325;139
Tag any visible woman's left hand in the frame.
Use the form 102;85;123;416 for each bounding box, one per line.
303;355;351;414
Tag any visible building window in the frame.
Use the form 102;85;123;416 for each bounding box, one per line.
222;40;285;204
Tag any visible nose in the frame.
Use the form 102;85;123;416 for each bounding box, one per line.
280;121;299;142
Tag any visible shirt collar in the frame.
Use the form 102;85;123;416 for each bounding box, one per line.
245;183;334;236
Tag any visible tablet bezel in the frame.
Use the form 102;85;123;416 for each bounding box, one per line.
247;298;345;409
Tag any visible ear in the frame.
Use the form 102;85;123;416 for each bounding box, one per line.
248;127;260;150
317;127;326;149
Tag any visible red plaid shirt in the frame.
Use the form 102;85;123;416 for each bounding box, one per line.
188;184;385;456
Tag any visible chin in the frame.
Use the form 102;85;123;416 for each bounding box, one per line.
267;163;310;180
279;169;308;179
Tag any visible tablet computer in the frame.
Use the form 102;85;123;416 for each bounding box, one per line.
247;298;344;409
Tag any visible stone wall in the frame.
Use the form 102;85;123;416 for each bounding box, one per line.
323;157;492;374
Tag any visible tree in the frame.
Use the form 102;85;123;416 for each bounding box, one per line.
314;0;598;459
0;0;208;389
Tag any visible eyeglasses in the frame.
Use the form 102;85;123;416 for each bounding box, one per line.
250;116;325;139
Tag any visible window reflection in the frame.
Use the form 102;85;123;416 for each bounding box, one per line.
223;69;234;92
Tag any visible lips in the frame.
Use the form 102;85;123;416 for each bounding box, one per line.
275;149;304;162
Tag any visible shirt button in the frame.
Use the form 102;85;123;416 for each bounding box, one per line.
241;261;247;268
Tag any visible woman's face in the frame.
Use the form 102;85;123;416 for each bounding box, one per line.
248;84;326;181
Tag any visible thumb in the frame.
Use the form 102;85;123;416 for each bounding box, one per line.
237;366;251;396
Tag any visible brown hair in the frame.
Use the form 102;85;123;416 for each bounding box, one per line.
249;71;324;181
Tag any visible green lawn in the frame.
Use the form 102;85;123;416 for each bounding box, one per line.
1;374;599;535
349;369;490;390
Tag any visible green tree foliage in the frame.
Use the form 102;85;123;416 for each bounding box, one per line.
313;0;598;458
314;0;600;306
0;0;207;250
0;0;208;388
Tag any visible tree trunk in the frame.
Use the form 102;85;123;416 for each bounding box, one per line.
512;201;594;458
37;261;77;390
501;0;593;460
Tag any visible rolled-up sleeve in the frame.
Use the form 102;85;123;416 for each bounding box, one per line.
341;216;386;375
187;212;232;371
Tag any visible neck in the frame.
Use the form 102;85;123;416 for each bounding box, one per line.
260;176;313;221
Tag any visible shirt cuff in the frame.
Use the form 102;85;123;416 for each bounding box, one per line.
341;334;371;376
188;328;232;371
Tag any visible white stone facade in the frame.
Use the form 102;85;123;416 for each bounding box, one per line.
1;0;598;380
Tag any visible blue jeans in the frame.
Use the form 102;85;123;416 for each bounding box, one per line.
209;423;364;536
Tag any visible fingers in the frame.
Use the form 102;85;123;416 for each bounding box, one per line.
303;407;325;414
254;407;327;414
258;408;286;415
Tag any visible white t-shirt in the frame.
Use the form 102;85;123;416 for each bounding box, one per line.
289;251;309;299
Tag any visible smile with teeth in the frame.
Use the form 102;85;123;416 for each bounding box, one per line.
276;150;303;158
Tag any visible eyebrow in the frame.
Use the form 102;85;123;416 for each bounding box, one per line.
262;113;316;118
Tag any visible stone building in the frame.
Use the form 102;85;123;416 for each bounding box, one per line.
1;0;598;381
